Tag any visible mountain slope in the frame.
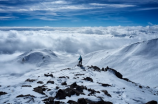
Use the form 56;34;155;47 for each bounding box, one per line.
0;65;157;104
84;38;158;87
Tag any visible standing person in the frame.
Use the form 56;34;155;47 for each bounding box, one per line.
78;55;82;66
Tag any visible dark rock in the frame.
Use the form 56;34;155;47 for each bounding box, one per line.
107;68;122;79
65;88;83;97
98;82;111;87
78;98;87;104
122;78;129;81
43;97;54;104
75;74;85;76
70;82;87;93
47;81;54;84
67;100;78;104
102;68;105;71
55;89;67;99
70;82;78;88
0;85;1;87
83;77;93;82
22;85;32;87
56;86;59;89
61;81;67;85
0;91;7;95
95;101;113;104
55;88;84;100
88;65;101;72
76;86;84;93
25;79;36;82
146;100;157;104
16;94;35;98
102;90;111;97
59;76;69;79
54;101;65;104
37;81;43;84
77;98;113;104
44;73;53;77
33;85;47;95
88;88;100;96
139;85;142;89
86;99;113;104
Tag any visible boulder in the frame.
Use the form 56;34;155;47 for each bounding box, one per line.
83;77;93;82
146;100;157;104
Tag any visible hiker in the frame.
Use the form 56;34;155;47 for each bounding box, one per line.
78;55;82;66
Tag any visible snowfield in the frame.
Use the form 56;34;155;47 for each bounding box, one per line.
0;26;158;104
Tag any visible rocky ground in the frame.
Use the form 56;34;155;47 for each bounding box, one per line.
0;65;157;104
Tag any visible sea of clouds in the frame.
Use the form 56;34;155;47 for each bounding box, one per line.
0;25;158;75
0;25;158;55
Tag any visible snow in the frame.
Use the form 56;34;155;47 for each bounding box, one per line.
0;27;158;104
85;38;158;87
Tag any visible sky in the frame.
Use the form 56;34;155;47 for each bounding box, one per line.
0;0;158;27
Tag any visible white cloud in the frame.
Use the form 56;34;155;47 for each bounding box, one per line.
90;3;136;8
0;26;158;55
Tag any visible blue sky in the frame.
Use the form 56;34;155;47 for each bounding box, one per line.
0;0;158;27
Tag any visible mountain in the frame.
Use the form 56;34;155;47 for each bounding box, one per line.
17;49;59;67
84;38;158;87
0;65;157;104
0;39;158;104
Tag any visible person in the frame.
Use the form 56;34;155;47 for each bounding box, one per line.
78;55;82;66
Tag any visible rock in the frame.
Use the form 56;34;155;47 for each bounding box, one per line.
102;90;111;97
55;89;67;99
61;81;67;85
16;94;35;98
78;98;113;104
107;68;122;79
37;81;43;84
59;76;69;79
65;88;83;97
70;82;87;93
98;82;111;87
33;85;47;95
67;100;78;104
88;88;100;96
43;97;54;104
75;74;85;76
83;77;93;82
88;65;101;72
22;85;32;87
78;98;87;104
54;101;65;104
56;86;59;89
86;99;113;104
0;91;7;95
146;100;157;104
70;82;78;88
44;73;53;77
139;85;142;89
55;88;84;100
47;81;54;84
25;79;36;82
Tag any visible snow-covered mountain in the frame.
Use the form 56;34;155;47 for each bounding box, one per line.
84;38;158;87
0;65;157;104
0;39;158;104
17;49;59;67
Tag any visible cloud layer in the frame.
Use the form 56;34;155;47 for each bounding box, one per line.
0;26;158;55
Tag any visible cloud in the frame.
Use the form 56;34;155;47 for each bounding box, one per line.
0;26;158;55
90;3;136;8
1;0;157;21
